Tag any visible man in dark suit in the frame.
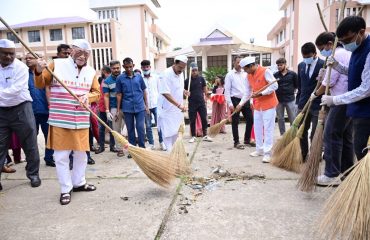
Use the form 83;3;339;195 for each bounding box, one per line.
296;42;325;161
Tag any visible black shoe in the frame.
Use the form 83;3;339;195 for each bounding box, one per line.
127;154;132;159
29;175;41;188
95;148;105;154
244;141;256;147
45;161;56;167
87;157;95;165
0;182;2;191
110;148;119;153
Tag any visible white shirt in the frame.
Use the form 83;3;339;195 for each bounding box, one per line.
224;69;251;107
253;68;279;96
0;58;32;107
157;66;184;138
305;57;318;78
334;52;370;105
143;74;159;109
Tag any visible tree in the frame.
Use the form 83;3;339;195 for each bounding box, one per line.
173;47;182;51
202;66;227;89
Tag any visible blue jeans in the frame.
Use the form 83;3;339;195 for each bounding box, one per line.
34;113;54;163
98;111;115;149
145;107;163;144
323;105;354;177
124;110;146;148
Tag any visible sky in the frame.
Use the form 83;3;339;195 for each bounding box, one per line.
0;0;282;48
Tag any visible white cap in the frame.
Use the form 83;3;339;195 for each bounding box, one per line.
174;55;188;63
239;57;256;67
72;39;91;51
0;39;16;48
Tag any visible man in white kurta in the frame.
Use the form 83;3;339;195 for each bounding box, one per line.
157;55;188;151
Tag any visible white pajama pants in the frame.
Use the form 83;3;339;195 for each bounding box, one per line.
254;108;276;156
163;134;178;152
54;150;87;193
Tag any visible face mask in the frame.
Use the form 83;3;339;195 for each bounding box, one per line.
343;34;360;52
320;49;332;57
143;70;151;75
303;57;314;65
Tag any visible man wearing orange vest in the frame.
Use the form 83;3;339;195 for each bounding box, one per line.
240;57;279;163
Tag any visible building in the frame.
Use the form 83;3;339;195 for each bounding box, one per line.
267;0;370;71
0;0;170;71
165;27;273;76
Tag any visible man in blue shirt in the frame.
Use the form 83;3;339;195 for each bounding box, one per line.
102;60;124;157
116;58;149;158
26;53;55;167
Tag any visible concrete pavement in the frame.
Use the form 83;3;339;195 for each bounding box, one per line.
0;124;333;240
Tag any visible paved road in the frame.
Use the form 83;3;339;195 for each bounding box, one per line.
0;124;332;240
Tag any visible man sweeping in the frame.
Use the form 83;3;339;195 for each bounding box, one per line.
35;39;100;205
240;56;279;163
321;16;370;161
157;55;188;151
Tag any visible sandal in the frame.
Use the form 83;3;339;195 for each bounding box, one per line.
73;184;97;192
117;151;125;157
60;191;72;205
234;143;245;150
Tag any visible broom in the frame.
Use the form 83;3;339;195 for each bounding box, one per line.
169;66;193;176
208;79;278;138
271;99;313;173
297;37;339;192
318;137;370;240
0;17;176;188
170;123;191;176
271;70;325;168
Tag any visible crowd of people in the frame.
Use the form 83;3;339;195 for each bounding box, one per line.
0;15;369;205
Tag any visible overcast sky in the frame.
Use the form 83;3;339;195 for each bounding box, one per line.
0;0;282;48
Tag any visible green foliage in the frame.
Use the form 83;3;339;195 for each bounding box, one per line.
173;47;182;51
202;66;227;88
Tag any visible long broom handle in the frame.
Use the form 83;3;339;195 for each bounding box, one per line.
229;79;279;118
320;37;339;112
0;17;114;133
316;3;328;32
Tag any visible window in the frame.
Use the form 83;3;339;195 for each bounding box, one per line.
144;10;147;22
207;55;227;68
6;32;19;43
72;27;85;39
353;8;357;16
166;58;174;68
251;54;260;65
291;30;294;40
50;29;62;41
28;30;40;43
292;0;294;11
111;10;115;19
262;53;271;67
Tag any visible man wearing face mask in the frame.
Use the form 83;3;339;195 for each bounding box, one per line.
311;32;353;186
35;39;100;205
141;60;166;151
157;55;188;151
321;16;370;162
296;42;325;161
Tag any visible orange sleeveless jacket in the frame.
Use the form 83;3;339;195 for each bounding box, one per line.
248;66;278;111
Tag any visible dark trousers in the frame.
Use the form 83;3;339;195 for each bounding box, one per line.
323;105;354;177
98;111;115;149
34;113;54;163
298;108;319;161
231;97;253;145
189;103;208;137
353;117;370;160
0;102;40;179
124;110;146;148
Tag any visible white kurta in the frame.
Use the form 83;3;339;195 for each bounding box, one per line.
157;66;184;138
